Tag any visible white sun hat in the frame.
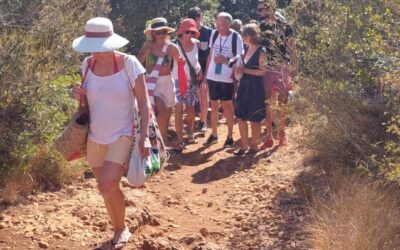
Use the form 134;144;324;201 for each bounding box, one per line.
72;17;129;53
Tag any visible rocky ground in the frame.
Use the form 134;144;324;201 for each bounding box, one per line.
0;124;312;250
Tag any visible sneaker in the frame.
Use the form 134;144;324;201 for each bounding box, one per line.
204;135;218;146
261;138;274;149
223;137;235;148
200;122;207;134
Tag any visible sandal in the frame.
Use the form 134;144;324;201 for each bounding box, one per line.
172;142;185;153
234;148;248;156
186;133;195;144
112;227;132;249
247;148;258;155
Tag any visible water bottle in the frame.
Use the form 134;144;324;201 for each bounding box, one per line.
215;63;222;75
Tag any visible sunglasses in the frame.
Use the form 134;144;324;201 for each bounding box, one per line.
184;30;196;36
154;30;168;35
257;7;266;12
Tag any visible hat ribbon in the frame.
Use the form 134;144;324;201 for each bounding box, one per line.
85;31;113;38
151;22;168;29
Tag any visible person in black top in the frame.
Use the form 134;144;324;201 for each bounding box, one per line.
257;0;296;148
234;23;267;155
187;7;212;134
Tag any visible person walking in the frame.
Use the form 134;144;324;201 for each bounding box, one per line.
172;18;203;153
187;7;213;134
71;17;150;249
234;23;267;155
257;0;295;147
138;17;180;144
203;12;244;148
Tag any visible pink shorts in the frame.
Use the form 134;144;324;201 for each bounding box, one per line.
86;136;133;169
263;62;291;103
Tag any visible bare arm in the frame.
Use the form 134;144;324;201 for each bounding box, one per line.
168;43;180;65
138;41;152;64
133;74;150;156
203;52;212;83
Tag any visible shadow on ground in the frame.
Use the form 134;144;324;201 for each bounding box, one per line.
191;146;279;184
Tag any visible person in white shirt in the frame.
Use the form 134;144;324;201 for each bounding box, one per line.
71;17;150;249
172;18;203;153
203;12;244;148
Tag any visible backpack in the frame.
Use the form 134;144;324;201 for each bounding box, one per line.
211;30;238;57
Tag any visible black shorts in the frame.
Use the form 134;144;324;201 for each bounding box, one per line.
207;80;234;101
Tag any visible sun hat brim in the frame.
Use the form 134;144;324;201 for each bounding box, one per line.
177;28;200;38
72;33;129;53
143;27;175;36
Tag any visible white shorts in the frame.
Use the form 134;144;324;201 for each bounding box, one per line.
155;75;176;108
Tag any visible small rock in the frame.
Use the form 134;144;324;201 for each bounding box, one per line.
0;222;8;229
278;231;284;238
53;233;63;239
199;228;208;237
25;232;34;238
202;188;207;194
207;202;213;207
39;241;49;249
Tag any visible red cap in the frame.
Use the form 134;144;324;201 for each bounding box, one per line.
177;19;200;38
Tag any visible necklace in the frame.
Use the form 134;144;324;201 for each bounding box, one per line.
219;33;230;53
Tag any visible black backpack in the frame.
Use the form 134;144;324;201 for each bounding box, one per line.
211;30;238;57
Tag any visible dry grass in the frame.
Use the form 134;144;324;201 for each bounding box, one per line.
309;174;400;250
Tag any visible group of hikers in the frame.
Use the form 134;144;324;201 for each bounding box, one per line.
137;2;295;155
71;0;295;248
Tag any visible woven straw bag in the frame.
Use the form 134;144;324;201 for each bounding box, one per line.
54;57;92;161
54;108;89;161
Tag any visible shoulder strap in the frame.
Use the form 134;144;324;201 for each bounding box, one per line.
145;43;168;110
232;32;238;57
177;40;197;71
212;30;219;47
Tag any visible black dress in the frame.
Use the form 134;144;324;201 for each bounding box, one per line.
235;47;266;123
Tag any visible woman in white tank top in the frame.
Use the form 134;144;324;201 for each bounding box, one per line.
71;17;150;249
172;19;203;153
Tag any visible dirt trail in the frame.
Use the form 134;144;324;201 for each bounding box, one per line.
0;125;310;250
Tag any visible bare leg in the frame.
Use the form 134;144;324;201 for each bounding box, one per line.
250;121;261;150
155;96;172;144
221;100;234;138
210;100;219;137
97;162;126;232
186;105;196;135
199;83;209;124
174;103;184;144
265;101;273;141
92;167;116;227
238;119;249;150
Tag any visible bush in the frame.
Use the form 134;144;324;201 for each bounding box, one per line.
309;174;400;250
0;0;107;201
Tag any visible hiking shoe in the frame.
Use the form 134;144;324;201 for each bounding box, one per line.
261;138;274;149
203;135;218;146
197;121;207;134
200;122;208;134
223;137;235;148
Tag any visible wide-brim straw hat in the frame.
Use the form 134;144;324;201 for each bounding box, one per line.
72;17;129;53
177;18;200;38
143;17;175;36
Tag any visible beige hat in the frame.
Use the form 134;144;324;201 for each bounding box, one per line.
72;17;129;53
143;17;175;36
